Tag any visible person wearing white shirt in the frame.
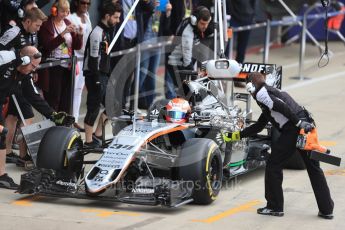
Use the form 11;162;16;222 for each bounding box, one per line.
67;0;92;131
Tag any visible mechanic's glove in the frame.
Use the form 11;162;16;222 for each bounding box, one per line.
222;131;241;143
296;120;314;133
51;112;75;126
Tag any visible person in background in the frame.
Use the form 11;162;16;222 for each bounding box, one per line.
111;0;155;110
38;0;83;113
170;0;193;35
83;2;122;148
67;0;93;132
163;0;198;99
0;7;47;166
138;1;172;110
167;6;212;99
226;0;256;64
0;0;51;34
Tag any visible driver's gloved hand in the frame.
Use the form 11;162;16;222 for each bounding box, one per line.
222;131;241;143
51;112;75;126
297;120;314;133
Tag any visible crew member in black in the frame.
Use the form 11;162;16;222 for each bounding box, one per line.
0;47;74;189
0;7;47;164
83;2;121;148
224;72;334;219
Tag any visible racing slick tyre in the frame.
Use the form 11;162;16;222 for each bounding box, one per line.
37;127;83;176
177;138;223;205
271;127;306;170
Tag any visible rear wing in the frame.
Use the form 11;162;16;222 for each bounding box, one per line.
205;60;282;89
235;62;283;89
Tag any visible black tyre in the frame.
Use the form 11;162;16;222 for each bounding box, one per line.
177;138;223;205
271;127;306;170
37;127;83;173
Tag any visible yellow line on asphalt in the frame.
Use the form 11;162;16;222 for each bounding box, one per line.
11;196;41;207
319;141;337;147
80;209;141;217
192;200;262;223
325;169;345;176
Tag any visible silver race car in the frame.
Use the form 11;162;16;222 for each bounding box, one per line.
19;60;303;207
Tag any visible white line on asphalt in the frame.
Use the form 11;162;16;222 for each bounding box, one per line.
283;51;345;69
283;70;345;91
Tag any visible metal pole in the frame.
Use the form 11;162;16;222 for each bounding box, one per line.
217;0;225;55
277;0;296;17
214;0;218;60
70;55;77;115
264;20;271;64
133;44;141;135
107;0;140;54
222;0;228;43
299;15;307;80
298;4;326;80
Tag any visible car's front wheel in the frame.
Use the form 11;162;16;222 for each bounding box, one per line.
37;126;84;178
176;138;223;205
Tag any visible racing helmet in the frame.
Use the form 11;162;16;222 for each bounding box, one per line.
165;98;191;124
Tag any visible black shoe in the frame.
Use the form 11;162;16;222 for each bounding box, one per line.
16;154;32;167
6;152;20;164
0;174;19;190
257;207;284;217
92;133;102;145
84;139;101;149
318;211;334;219
12;143;19;150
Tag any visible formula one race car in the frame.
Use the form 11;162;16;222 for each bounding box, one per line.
19;60;292;207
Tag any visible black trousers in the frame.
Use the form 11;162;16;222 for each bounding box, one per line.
8;77;34;119
265;122;334;214
45;66;72;113
84;73;108;126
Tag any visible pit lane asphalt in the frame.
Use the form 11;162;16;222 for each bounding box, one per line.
1;42;345;230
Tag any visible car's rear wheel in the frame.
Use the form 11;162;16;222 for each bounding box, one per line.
37;127;84;178
176;138;223;205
